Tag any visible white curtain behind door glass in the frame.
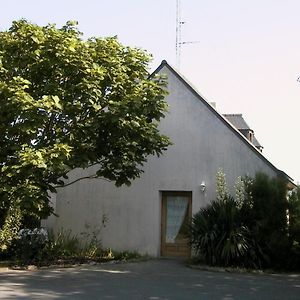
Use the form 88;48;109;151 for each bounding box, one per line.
166;196;188;243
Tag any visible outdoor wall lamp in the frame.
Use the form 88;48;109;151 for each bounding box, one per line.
200;181;206;192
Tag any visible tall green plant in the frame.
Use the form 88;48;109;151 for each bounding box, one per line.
288;186;300;243
191;171;290;269
191;171;263;267
286;186;300;269
244;173;289;267
216;168;229;201
234;176;246;209
190;196;261;267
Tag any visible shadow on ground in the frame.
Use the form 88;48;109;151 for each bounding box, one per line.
0;259;300;299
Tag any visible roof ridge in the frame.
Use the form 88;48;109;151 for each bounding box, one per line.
223;113;243;116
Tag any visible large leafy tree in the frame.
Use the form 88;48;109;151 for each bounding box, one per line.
0;20;170;249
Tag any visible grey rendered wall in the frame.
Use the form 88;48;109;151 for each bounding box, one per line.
43;65;278;256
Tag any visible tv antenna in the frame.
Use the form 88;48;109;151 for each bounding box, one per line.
176;0;200;69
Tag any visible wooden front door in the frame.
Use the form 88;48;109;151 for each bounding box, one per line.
161;191;192;258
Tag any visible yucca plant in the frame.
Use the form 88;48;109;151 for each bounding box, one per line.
190;196;261;267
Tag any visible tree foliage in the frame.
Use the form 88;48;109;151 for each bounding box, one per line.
289;186;300;244
242;173;290;267
0;20;170;249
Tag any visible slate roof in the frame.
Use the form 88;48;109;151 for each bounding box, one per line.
223;114;251;130
223;114;263;149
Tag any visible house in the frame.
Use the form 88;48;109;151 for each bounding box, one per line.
43;60;294;258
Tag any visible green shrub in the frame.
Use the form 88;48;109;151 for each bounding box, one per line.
190;171;295;270
0;224;143;266
244;173;290;268
190;196;262;268
288;186;300;244
39;229;80;261
9;228;48;263
286;186;300;270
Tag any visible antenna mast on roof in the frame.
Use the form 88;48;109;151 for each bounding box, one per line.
175;0;200;70
176;0;184;69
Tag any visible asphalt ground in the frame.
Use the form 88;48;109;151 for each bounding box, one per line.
0;259;300;299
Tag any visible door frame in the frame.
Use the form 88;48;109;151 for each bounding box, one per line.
160;191;192;257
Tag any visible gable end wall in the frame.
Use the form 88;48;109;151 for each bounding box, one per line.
43;64;279;257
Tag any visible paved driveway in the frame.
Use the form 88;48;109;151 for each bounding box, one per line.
0;259;300;299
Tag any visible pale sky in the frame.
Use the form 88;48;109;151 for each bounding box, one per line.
1;0;299;183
